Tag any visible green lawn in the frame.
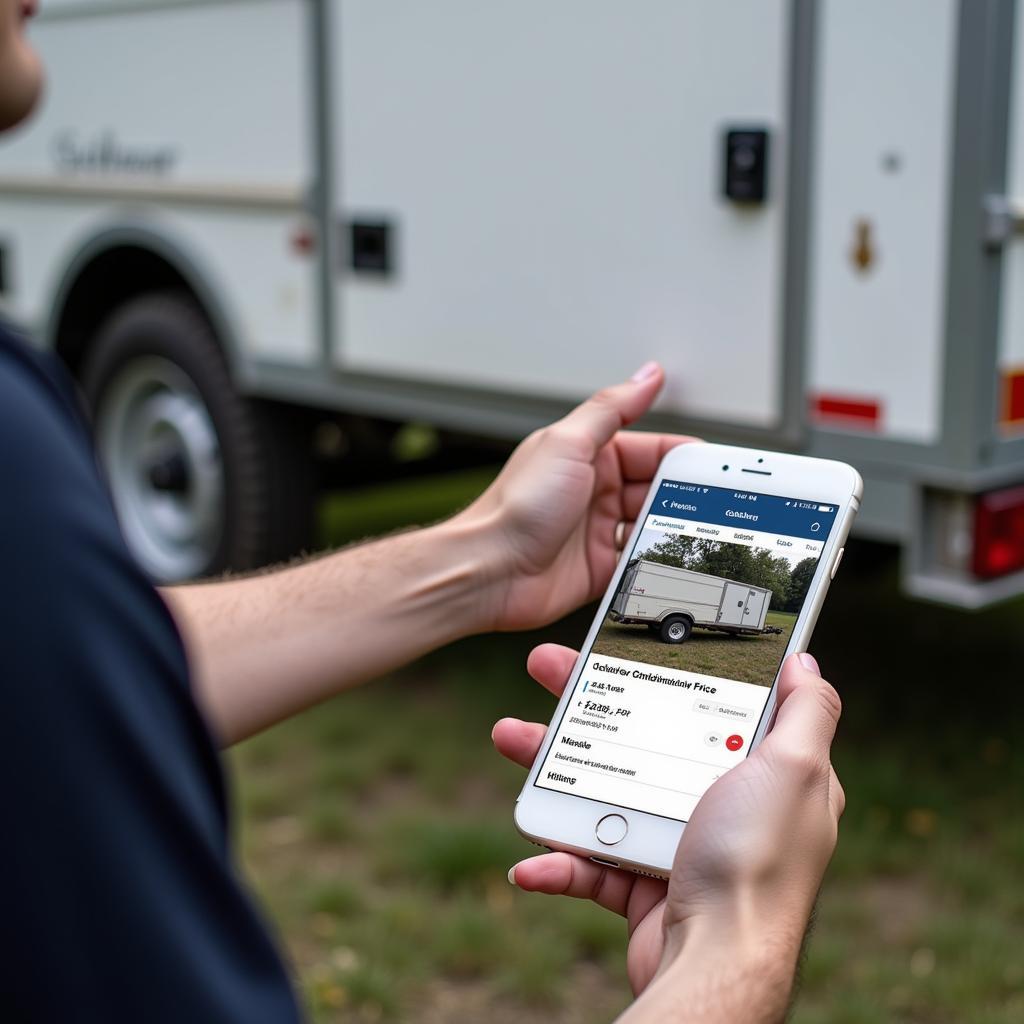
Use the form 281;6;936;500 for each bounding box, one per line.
591;609;794;686
230;467;1024;1022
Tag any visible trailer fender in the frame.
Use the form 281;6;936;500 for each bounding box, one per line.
44;221;246;382
659;615;694;645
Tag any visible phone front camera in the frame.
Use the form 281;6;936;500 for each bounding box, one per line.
722;464;729;471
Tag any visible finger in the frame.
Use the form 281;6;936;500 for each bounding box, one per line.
621;482;651;523
551;364;665;459
526;643;580;697
829;764;846;820
766;653;842;760
614;431;698;483
509;851;665;922
774;650;819;705
491;717;546;769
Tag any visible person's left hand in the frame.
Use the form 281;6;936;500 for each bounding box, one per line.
461;362;694;632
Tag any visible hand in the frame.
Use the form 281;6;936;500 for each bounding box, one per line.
492;646;844;1006
459;363;693;632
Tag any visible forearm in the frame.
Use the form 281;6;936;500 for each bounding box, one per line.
618;913;803;1024
162;512;500;745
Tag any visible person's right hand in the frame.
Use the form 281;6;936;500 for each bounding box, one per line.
493;647;845;1003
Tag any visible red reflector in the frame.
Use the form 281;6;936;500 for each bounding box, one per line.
810;393;881;430
289;224;316;256
973;485;1024;579
1003;369;1024;425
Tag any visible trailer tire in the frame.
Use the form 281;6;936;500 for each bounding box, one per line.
80;291;314;582
659;616;692;644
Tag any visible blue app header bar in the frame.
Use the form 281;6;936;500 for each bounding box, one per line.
652;480;839;541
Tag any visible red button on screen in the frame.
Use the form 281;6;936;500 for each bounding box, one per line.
725;734;744;751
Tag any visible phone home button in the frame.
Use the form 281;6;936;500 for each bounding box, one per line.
595;813;629;846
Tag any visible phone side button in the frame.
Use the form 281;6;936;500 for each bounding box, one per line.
829;547;845;580
595;813;629;845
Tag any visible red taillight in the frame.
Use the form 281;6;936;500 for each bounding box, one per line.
973;485;1024;578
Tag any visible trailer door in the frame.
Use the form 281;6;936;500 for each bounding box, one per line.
612;563;640;616
998;0;1024;437
743;588;770;629
806;0;958;443
717;582;750;626
332;0;795;435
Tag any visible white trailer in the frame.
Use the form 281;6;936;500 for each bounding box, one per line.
2;1;1024;605
610;560;777;644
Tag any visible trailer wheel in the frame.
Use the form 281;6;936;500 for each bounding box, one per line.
659;616;692;644
81;292;314;582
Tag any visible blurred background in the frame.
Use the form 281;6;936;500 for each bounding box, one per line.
2;1;1024;1020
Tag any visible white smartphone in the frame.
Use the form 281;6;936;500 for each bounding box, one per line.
514;442;862;876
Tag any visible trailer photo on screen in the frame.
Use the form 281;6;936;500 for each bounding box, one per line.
591;527;820;687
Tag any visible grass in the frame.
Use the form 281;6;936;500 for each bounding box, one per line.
591;609;794;686
317;466;498;545
229;466;1024;1022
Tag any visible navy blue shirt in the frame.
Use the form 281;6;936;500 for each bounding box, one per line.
0;325;300;1022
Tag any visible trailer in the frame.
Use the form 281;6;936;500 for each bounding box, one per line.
609;560;781;644
3;1;1024;605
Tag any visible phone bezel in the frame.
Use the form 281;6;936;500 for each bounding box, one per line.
513;441;863;876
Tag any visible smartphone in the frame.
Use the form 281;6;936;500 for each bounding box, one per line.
514;442;862;876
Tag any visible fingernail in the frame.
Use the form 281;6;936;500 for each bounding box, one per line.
797;652;820;675
507;864;519;886
630;361;660;383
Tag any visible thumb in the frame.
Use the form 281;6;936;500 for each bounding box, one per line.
764;653;842;763
552;362;664;458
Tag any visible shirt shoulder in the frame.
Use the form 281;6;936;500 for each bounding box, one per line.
0;327;300;1022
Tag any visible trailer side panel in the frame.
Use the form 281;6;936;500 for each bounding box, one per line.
333;0;792;430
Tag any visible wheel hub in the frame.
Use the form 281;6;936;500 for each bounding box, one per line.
145;449;189;493
94;356;225;581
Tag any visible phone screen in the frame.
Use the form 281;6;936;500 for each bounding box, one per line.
535;479;840;823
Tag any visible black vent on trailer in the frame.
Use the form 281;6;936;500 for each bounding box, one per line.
347;220;395;276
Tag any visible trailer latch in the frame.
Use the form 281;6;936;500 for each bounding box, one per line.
982;194;1024;249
